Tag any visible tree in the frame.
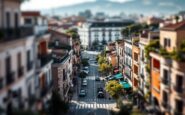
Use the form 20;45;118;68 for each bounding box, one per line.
105;80;123;108
48;91;69;115
99;62;112;75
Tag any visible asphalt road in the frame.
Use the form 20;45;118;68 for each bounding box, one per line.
67;51;115;115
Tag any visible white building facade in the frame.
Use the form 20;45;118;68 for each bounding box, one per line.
79;21;134;49
123;39;132;86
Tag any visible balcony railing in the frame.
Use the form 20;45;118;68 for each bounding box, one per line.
6;71;15;85
0;27;34;42
173;109;183;115
18;66;24;78
173;85;183;93
53;54;69;64
40;82;53;98
48;42;72;51
140;74;144;79
162;101;169;109
38;54;52;67
27;61;33;71
161;78;169;86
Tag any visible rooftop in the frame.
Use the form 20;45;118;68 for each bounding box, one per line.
88;20;134;28
21;11;41;17
161;20;185;31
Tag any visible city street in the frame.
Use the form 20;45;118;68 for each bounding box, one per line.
68;51;116;115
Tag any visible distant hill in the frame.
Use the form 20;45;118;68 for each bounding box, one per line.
42;0;185;16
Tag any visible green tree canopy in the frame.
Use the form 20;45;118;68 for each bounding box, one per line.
105;80;122;99
99;62;112;75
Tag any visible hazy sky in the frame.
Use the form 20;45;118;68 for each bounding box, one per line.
21;0;129;10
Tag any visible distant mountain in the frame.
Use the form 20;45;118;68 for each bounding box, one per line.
42;0;185;16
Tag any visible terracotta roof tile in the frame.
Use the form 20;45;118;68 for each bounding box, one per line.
161;20;185;31
21;11;40;17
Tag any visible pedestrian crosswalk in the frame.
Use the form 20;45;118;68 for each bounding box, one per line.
70;103;111;110
79;98;113;102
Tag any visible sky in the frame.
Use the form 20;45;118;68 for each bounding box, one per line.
21;0;128;10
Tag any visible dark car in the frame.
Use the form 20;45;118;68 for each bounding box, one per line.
97;87;104;93
79;89;86;97
95;77;100;81
97;91;104;98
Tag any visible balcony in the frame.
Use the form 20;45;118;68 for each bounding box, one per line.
48;42;72;51
161;78;169;86
6;72;15;85
53;54;70;64
173;84;183;94
161;101;169;110
140;74;144;79
27;61;33;71
173;109;183;115
40;82;53;98
0;27;34;43
18;66;24;78
38;54;52;67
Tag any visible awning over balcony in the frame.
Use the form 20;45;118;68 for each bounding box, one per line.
113;73;123;79
119;81;131;89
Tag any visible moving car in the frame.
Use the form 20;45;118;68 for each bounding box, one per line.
97;87;104;93
97;91;104;98
79;89;86;97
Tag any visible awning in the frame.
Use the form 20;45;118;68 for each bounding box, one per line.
119;81;132;89
113;73;123;79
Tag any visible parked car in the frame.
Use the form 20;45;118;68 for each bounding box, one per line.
82;79;88;86
97;87;104;93
79;89;86;97
97;91;104;98
95;77;100;81
82;66;89;74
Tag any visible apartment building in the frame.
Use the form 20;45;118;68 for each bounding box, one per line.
0;0;36;113
150;20;185;115
116;40;124;72
139;30;159;96
49;29;73;101
78;20;134;49
132;38;140;91
105;42;118;67
34;33;53;105
123;38;132;86
21;11;48;36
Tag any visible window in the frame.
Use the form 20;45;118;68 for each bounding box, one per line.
153;58;160;70
24;18;32;25
163;91;168;102
63;69;66;81
55;40;59;46
0;78;3;89
176;75;183;89
34;17;38;25
14;13;19;28
164;38;171;47
163;69;169;84
175;99;183;112
134;52;138;61
134;65;138;75
17;53;21;68
6;12;10;28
